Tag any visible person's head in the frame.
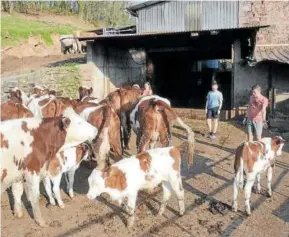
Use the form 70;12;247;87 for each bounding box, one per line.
251;84;261;97
211;80;218;91
144;82;151;90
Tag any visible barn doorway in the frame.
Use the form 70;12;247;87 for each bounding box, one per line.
149;51;232;109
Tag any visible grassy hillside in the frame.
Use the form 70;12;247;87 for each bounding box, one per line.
1;14;76;47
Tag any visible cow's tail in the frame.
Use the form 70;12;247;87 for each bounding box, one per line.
153;100;195;167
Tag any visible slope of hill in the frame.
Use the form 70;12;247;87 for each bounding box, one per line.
1;12;95;48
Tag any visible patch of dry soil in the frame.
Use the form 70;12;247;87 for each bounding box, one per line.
1;121;289;237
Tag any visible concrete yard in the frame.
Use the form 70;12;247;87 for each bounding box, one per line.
1;119;289;237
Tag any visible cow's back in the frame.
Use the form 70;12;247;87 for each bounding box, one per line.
1;102;33;121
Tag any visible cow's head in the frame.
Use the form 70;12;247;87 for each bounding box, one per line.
79;87;93;100
30;86;48;97
8;89;22;104
49;90;63;96
272;136;286;156
87;169;105;200
62;107;98;149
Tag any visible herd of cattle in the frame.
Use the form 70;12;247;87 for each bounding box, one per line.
0;84;285;228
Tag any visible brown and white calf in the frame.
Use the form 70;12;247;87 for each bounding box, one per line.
87;140;194;227
232;136;285;215
0;107;98;226
44;145;89;208
130;95;195;153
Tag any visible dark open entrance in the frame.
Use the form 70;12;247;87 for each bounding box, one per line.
149;50;232;109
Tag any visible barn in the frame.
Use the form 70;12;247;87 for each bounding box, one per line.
79;1;289;125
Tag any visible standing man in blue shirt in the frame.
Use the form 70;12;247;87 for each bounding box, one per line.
205;80;223;139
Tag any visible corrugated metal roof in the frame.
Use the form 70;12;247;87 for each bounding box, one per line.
78;25;268;41
254;45;289;64
129;1;239;33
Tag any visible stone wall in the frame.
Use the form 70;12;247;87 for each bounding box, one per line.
239;1;289;44
1;65;81;101
87;41;146;98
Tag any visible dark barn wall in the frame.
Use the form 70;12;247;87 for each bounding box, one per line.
86;41;146;98
234;62;269;107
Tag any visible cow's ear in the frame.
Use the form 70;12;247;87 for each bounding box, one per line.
89;87;93;94
78;87;83;93
16;90;22;98
61;118;71;130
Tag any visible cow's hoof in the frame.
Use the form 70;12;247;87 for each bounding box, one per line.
69;192;74;198
268;191;272;198
36;220;48;227
246;210;251;216
59;203;65;209
14;210;23;218
127;219;134;228
179;210;185;216
232;207;238;212
50;199;56;206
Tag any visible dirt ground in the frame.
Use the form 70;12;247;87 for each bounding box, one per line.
1;120;289;237
1;54;85;77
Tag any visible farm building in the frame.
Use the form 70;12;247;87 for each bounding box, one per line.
80;0;289;126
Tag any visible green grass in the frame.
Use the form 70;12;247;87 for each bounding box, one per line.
1;15;75;47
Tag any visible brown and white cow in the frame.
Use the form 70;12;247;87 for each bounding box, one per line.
232;136;285;215
1;88;33;121
105;85;142;149
130;95;195;153
87;140;194;227
0;107;98;226
28;93;75;118
75;101;122;169
1;101;33;121
78;86;99;103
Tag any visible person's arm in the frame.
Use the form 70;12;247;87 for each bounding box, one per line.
262;97;269;128
218;92;223;114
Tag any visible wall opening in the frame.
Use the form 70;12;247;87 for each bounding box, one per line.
149;51;232;109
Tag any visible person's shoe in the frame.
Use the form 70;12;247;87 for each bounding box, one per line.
207;132;212;138
210;133;216;139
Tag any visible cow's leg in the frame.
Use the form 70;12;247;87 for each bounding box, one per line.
244;172;255;216
267;167;273;197
120;112;130;150
169;174;185;216
256;173;261;194
66;168;76;198
126;193;137;228
51;173;65;209
25;173;47;227
138;132;150;153
158;181;172;216
232;174;239;212
126;113;132;149
159;129;170;147
12;181;24;218
43;176;56;205
149;138;158;149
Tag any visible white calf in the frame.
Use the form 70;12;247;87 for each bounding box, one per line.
87;140;194;227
